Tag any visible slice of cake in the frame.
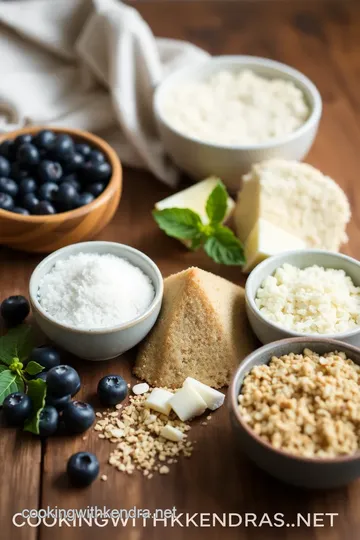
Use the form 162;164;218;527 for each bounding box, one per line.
134;267;256;389
234;159;351;252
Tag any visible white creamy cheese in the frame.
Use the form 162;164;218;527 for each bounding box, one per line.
160;425;184;442
162;70;309;145
145;388;173;415
169;386;207;421
183;377;225;411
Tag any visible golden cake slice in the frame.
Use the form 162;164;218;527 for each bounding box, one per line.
134;267;256;389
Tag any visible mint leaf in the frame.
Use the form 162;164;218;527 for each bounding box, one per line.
0;325;34;365
25;361;44;376
205;181;228;225
16;375;24;393
190;237;203;251
153;208;203;240
24;379;47;435
0;370;18;405
204;226;245;265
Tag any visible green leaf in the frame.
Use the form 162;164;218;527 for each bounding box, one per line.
0;325;34;365
25;361;44;376
153;208;203;240
16;375;24;393
205;181;228;225
204;226;246;266
0;370;18;405
23;379;47;435
189;236;203;251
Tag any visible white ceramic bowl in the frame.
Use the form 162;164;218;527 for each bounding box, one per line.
245;250;360;347
154;55;322;191
29;242;163;360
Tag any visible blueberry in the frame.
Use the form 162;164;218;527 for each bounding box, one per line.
38;406;59;437
18;177;37;196
97;375;127;406
75;143;92;159
38;182;59;202
61;152;84;174
81;161;111;183
22;193;39;212
11;207;29;216
3;392;32;426
46;365;81;397
62;174;81;191
0;155;11;177
45;393;71;411
62;401;95;434
75;192;94;207
0;177;18;198
34;201;56;215
54;182;77;211
28;346;61;371
17;143;40;168
0;193;14;211
87;182;105;197
1;295;30;326
37;160;63;184
11;163;28;181
33;130;56;151
67;452;99;487
34;371;48;382
49;134;74;161
14;134;32;152
0;140;14;160
89;150;105;163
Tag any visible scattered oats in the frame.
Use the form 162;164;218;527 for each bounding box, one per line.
201;422;208;426
82;436;87;441
110;411;119;417
101;475;108;481
133;383;150;395
98;434;105;439
159;465;170;475
96;412;103;418
127;383;131;388
115;404;123;410
206;416;212;421
148;474;153;479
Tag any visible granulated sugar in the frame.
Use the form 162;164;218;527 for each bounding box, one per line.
37;253;155;329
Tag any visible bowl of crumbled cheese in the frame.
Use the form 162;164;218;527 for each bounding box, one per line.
245;249;360;347
154;56;322;190
29;241;163;360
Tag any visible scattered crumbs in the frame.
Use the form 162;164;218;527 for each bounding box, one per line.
82;436;87;441
127;383;131;388
101;475;108;482
96;412;103;418
206;415;212;421
98;434;105;439
148;473;153;480
116;404;123;410
159;465;170;475
201;422;208;426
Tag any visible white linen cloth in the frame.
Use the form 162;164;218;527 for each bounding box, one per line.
0;0;210;186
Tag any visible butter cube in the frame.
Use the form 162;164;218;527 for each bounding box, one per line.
145;388;173;415
169;386;207;422
183;377;224;411
160;424;184;442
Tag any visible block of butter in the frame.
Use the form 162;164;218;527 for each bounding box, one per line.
169;385;207;422
242;218;306;273
145;388;173;415
183;377;225;411
155;176;235;225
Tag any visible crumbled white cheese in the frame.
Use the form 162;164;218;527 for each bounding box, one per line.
132;383;150;395
183;377;225;411
160;424;184;442
162;69;309;145
169;386;207;421
145;388;173;415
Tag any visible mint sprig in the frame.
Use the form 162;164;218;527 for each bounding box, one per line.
24;378;47;435
153;180;245;266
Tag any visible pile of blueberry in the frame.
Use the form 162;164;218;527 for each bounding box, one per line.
0;130;112;215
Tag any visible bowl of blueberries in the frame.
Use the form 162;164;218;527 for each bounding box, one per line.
0;127;122;253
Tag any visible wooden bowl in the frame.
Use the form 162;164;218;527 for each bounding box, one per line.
0;126;122;253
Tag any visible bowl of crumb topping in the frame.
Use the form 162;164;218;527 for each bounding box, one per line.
29;241;163;360
230;338;360;488
154;55;322;191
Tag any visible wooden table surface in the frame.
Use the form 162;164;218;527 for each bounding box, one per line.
2;0;360;539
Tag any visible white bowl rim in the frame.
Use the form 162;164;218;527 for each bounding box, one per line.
154;55;322;151
245;249;360;340
29;241;164;335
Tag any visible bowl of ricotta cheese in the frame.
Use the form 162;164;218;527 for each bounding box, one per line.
29;241;163;360
154;55;322;190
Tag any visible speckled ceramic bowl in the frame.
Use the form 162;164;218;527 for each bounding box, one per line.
230;337;360;489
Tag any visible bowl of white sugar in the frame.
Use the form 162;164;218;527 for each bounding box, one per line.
29;242;163;360
245;250;360;347
154;56;322;191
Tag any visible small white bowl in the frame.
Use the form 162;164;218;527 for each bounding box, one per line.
154;55;322;191
29;242;163;360
245;250;360;347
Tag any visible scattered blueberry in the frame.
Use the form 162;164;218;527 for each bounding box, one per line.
46;365;81;397
75;143;92;159
97;375;128;406
14;134;32;152
0;192;14;211
67;452;99;487
54;182;77;211
76;192;94;207
38;160;63;184
3;392;33;426
87;182;105;197
17;143;40;168
0;156;11;177
0;295;30;326
89;150;105;163
34;201;56;215
49;134;74;161
28;346;61;371
33;130;56;151
81;161;111;183
34;371;48;382
72;380;81;397
22;193;39;212
38;182;59;202
61;152;84;173
46;393;71;411
38;406;59;437
19;177;37;196
0;177;18;198
62;401;95;434
11;163;28;181
12;207;30;216
62;174;81;191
